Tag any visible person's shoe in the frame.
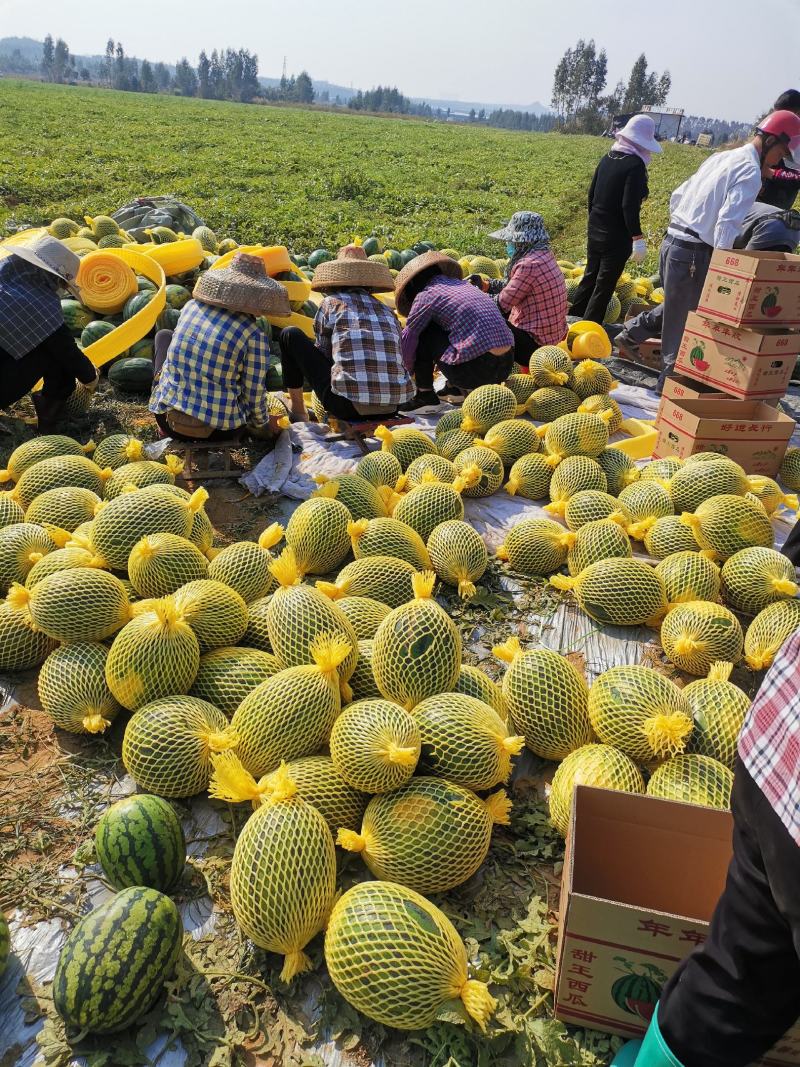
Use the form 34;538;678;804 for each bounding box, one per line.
31;391;67;434
399;390;440;412
439;384;467;405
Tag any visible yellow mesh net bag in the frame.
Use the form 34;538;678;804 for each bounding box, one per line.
312;474;388;521
0;598;57;671
240;595;274;652
660;601;743;676
190;646;280;717
38;642;121;734
549;744;645;837
0;436;95;484
426;520;488;599
170;579;249;653
9;567;130;644
577;394;623;434
349;518;431;571
496;518;574;577
545;456;608;517
505;452;560;498
668;458;750;513
778;446;800;491
618;481;675;540
528;346;574;388
643;515;702;559
646;754;733;810
206;524;283;603
746;475;798;516
721;546;798;616
12;456;111;511
745;599;800;670
452;448;504;498
355;450;403;488
437;429;480;462
588;665;694;762
392;475;472;540
105;600;200;710
459;384;518;433
404;454;457;488
103;457;184;500
654;551;721;605
318;555;417;609
494;637;592;760
372;572;461;710
551;558;668;627
684;661;750;769
145;483;215;555
24;546;105;588
640;457;682;482
681;494;774;560
454;665;506;717
0;523;58;593
285;494;352;576
338;777;511;894
91;486;208;570
128;533;208;598
476;419;541;467
0;493;25;529
434;409;466;438
230;634;349;777
336;595;391;639
25;487;101;534
92;434;145;471
563;490;631;532
329;698;421;793
412;692;523;790
542;411;611;460
596;448;640;496
122;694;237;797
571;359;614;399
349;639;382;701
375;424;438;470
505;372;538;406
567;519;632;575
526;386;580;423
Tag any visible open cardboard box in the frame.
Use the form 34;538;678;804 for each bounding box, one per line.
555;787;800;1065
698;249;800;328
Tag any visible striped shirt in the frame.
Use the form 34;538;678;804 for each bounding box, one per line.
402;275;513;369
315;290;414;408
0;256;64;359
149;299;271;429
488;250;568;345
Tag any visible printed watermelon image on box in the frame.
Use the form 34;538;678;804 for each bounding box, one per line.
698;250;800;328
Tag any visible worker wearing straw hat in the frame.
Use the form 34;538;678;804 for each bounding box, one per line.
150;252;290;440
0;235;98;432
278;245;413;423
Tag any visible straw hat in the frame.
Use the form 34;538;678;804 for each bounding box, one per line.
193;252;291;316
311;244;395;292
8;235;82;297
394;250;463;315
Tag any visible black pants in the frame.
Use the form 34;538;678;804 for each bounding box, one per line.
413;323;514;392
506;321;539;366
781;520;800;566
658;759;800;1067
569;238;631;324
0;324;96;408
278;326;363;420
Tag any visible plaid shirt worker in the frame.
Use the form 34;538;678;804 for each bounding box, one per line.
150;299;271;429
401;275;513;371
0;256;65;359
316;290;414;408
738;629;800;845
487;250;568;345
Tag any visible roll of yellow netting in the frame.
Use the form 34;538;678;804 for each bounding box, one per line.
133;238;205;277
79;249;166;369
77;251;139;314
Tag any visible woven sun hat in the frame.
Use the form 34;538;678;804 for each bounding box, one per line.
488;211;551;246
8;235;82;296
193;252;291;316
311;244;395;293
394;249;463;315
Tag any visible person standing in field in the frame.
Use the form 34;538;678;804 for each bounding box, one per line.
569;115;661;325
759;90;800;210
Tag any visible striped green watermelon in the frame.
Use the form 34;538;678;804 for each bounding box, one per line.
95;795;185;892
384;249;403;270
308;249;333;268
53;887;182;1033
123;291;156;321
165;284;191;310
400;249;418;265
129;338;155;361
61;300;94;334
192;225;218;253
361;237;381;256
157;308;181;332
136;275;157;292
81;321;116;348
0;911;9;978
109;358;154;392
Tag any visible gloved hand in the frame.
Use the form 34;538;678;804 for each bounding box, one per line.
631;238;647;264
467;274;489;292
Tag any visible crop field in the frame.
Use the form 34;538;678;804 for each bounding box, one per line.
0;79;701;265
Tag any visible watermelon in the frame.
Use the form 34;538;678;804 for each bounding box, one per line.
611;968;663;1021
53;887;182;1034
157;307;181;331
129;337;155;361
0;911;9;979
217;238;238;255
266;359;283;391
81;321;116;348
308;249;333;269
400;249;418;265
301;300;317;318
384;249;403;270
95;794;185;892
361;237;381;256
61;300;94;334
413;241;436;254
109;358;154;393
192;225;218;253
165;284;191;310
123;291;156;321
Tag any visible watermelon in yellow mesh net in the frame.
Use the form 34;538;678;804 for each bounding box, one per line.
459;384;518;433
681;494;774;560
145;483;215;555
206;524;283;603
375;424;437;470
25;487;100;534
231;635;349;777
8;568;131;643
285;495;351;576
437;428;479;462
336;595;391;639
476;419;541;467
778;446;800;490
239;594;273;652
618;481;674;540
654;551;721;605
505;373;538;406
349;517;431;570
427;520;488;599
646;754;733;810
643;515;703;559
589;665;693;761
550;559;668;627
325;880;496;1032
452;447;503;498
596;448;640;496
545;455;608;517
505;451;561;498
685;662;750;769
128;533;208;598
496;518;574;577
0;493;25;529
493;637;593;759
123;694;237;797
318;555;417;609
563;490;631;532
0;435;94;484
577;393;623;435
660;601;743;676
11;456;110;511
105;600;200;710
330;698;420;792
746;475;798;515
526;386;580;423
745;599;800;669
170;578;248;653
454;664;506;718
640;457;682;482
567;519;632;575
720;546;798;616
667;458;750;514
434;408;465;438
24;546;105;588
543;411;611;460
571;359;615;400
0;523;58;593
312;474;387;521
549;744;645;837
392;477;469;541
412;692;523;790
349;639;382;700
355;450;403;488
38;642;121;734
190;646;280;717
684;452;733;465
528;346;574;388
403;454;456;488
372;572;461;710
0;598;57;671
92;434;145;470
91;486;208;570
338;777;510;894
103;457;184;499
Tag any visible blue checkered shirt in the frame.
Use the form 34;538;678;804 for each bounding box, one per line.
150;299;271;429
0;256;64;359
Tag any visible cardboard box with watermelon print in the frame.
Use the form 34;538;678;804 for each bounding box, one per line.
698;249;800;329
554;787;800;1065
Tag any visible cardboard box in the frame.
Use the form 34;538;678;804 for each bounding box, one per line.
656;374;728;425
555;787;800;1065
698;249;800;328
675;311;800;400
616;335;662;371
653;396;795;475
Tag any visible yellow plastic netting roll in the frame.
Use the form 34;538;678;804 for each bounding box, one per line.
128;533;208;598
654;551;721;605
643;515;703;559
720;547;799;616
8;568;130;643
505;452;560;499
660;601;743;676
171;579;249;653
588;665;693;762
285;494;352;576
681;495;774;560
549;744;645;837
312;474;388;521
454;664;506;717
745;599;800;670
38;642;121;735
0;435;94;484
685;662;750;769
76;250;138;313
496;518;574;576
646;753;733;810
330;698;420;793
318;555;417;609
190;646;280;717
206;524;283;603
0;598;57;671
105;600;200;710
563;491;631;532
567;519;632;575
0;522;58;593
460;384;518;433
336;595;391;639
551;558;667;627
349;517;431;570
426;520;488;599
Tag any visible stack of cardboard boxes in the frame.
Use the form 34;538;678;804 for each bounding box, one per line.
653;249;800;475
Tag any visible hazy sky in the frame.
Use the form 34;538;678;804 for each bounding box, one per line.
1;0;797;119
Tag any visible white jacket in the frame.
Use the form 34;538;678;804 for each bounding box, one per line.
669;143;763;249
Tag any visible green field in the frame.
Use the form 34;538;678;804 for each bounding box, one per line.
0;79;700;263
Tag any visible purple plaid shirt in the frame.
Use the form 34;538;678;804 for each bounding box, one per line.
401;275;513;371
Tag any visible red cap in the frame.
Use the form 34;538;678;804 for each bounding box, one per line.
758;110;800;152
